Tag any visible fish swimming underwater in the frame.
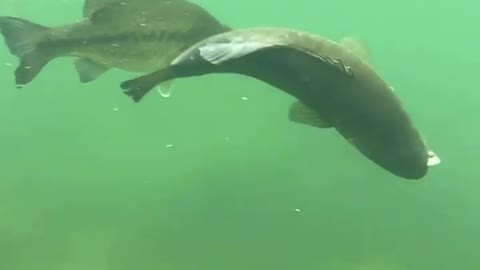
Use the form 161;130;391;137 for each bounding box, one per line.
120;27;441;180
0;0;230;97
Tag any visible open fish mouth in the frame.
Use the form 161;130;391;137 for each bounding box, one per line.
427;150;441;166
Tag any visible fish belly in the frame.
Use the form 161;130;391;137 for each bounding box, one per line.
71;38;186;73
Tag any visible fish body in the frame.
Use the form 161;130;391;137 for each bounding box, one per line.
0;0;230;94
121;27;440;180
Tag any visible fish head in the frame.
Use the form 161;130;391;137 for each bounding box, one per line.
348;129;439;180
377;142;430;180
378;131;442;180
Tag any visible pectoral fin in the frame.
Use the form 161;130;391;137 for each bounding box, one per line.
288;100;333;128
74;58;109;83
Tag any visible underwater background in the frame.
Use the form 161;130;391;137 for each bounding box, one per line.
0;0;478;269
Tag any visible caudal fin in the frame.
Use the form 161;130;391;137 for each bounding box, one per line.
121;68;176;103
0;16;53;87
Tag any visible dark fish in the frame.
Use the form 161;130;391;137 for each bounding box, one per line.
120;27;441;180
0;0;230;97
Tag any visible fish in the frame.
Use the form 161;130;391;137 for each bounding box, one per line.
120;27;441;180
0;0;230;97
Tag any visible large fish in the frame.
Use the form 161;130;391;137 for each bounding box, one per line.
0;0;230;97
120;27;441;180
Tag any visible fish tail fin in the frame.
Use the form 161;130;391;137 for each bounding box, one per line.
0;16;54;87
121;68;176;103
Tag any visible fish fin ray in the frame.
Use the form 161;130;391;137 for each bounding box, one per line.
74;58;110;83
288;100;333;128
15;51;53;87
0;16;54;86
0;16;49;58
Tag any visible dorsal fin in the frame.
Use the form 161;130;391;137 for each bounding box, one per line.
340;36;370;63
88;2;121;24
83;0;118;17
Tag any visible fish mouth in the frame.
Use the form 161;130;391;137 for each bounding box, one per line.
368;148;433;180
427;150;441;167
385;151;439;180
396;150;440;180
351;142;432;180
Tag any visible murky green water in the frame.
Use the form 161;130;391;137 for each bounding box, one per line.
0;0;478;269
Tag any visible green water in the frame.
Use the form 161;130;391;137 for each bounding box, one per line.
0;0;478;269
